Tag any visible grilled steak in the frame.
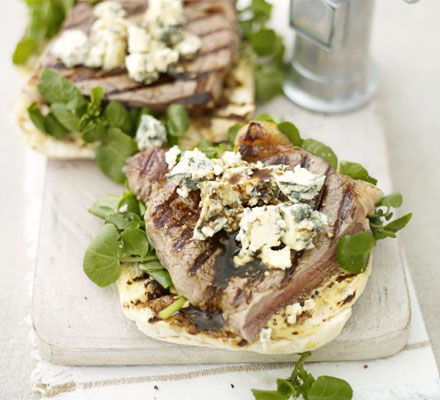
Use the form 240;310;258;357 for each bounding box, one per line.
38;0;239;112
125;122;382;342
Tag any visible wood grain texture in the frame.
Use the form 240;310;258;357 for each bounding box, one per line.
32;101;411;365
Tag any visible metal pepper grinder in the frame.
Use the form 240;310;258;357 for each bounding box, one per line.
284;0;419;114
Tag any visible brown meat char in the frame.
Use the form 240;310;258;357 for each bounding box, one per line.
125;121;381;342
39;0;239;112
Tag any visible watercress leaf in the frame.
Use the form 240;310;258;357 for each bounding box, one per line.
239;19;253;38
88;195;120;220
13;37;38;65
45;112;70;139
276;379;295;397
139;201;147;217
302;139;338;170
121;228;149;257
96;128;138;183
37;69;87;110
251;389;288;400
27;103;48;134
166;104;189;137
104;100;132;133
278;121;302;146
140;261;173;289
87;86;105;117
250;28;277;56
197;139;226;159
81;118;107;143
228;123;243;147
140;259;164;270
118;192;141;215
383;213;413;234
339;161;377;185
105;212;142;230
257;113;278;123
51;103;79;131
297;370;315;399
148;269;173;289
307;376;353;400
248;0;272;24
83;224;122;287
336;232;376;274
377;192;403;209
372;227;397;241
255;63;284;103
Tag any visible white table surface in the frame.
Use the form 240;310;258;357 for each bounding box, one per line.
1;1;439;398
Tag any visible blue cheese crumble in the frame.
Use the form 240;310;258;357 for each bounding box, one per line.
273;165;326;203
235;204;327;270
51;0;201;82
164;147;328;270
135;114;167;150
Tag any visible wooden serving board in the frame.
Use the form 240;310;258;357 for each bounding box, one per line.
32;100;411;365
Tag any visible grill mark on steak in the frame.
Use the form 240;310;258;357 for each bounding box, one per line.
333;188;353;237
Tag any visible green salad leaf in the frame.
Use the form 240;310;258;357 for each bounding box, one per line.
37;69;86;108
302;139;338;170
96;128;138;183
13;0;74;65
121;228;149;257
308;376;353;400
83;224;122;287
238;0;285;103
227;123;243;147
278;122;302;147
369;193;412;240
166;104;189;137
104;100;133;134
339;161;377;185
88;195;120;219
336;232;376;274
251;352;353;400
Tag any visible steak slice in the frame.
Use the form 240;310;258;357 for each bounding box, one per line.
38;0;239;112
125;122;382;342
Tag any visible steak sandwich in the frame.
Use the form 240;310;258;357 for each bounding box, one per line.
117;121;382;354
16;0;254;159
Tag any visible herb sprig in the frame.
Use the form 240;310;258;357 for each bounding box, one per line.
28;69;189;183
251;352;353;400
238;0;285;103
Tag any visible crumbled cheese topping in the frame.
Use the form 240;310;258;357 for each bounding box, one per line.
164;147;328;270
273;165;326;204
51;30;89;68
135;114;167;150
51;0;201;81
234;204;326;269
165;145;181;170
